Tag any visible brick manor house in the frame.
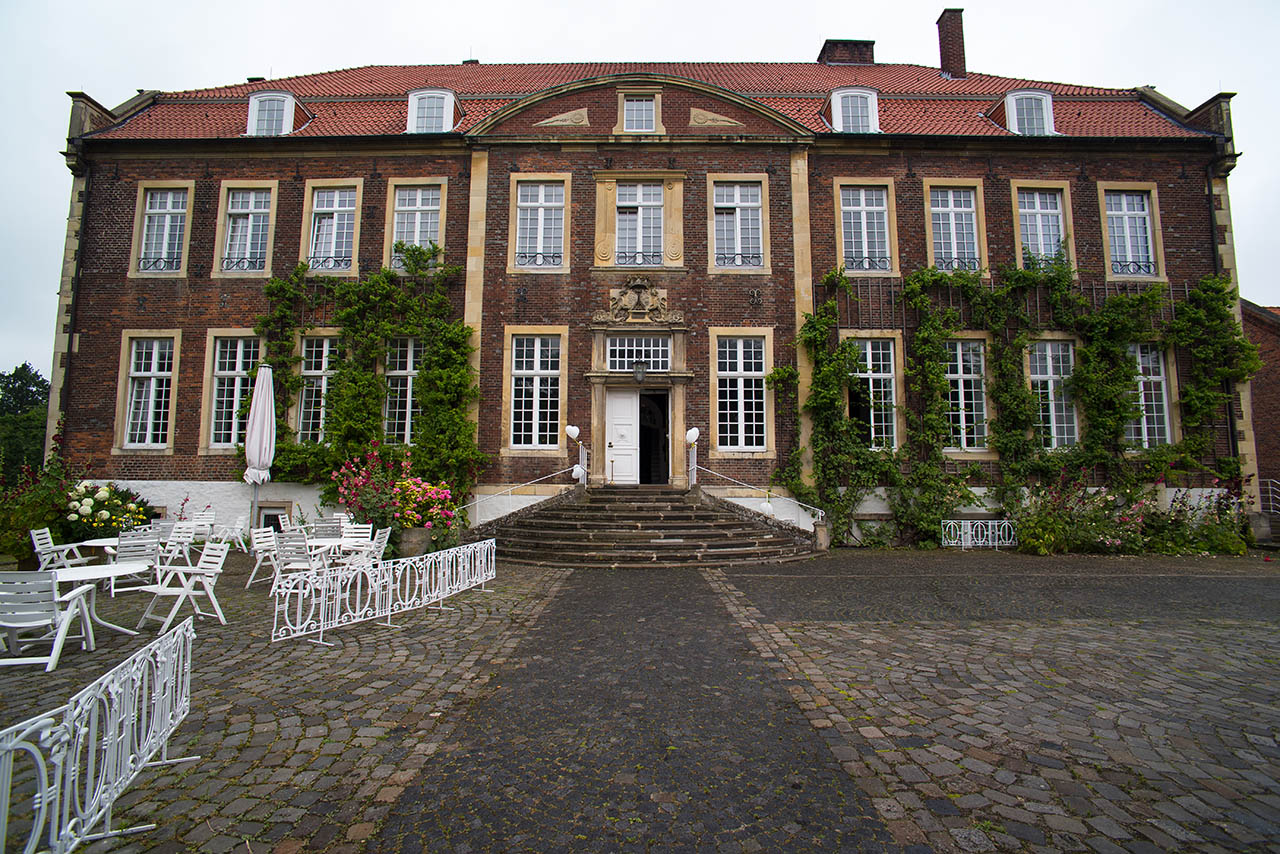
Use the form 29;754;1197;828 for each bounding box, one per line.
45;9;1256;529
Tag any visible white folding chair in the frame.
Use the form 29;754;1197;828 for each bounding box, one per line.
0;572;96;671
246;527;281;588
136;543;230;634
161;521;197;566
191;509;217;541
213;515;249;553
276;530;318;574
109;529;161;595
29;528;92;572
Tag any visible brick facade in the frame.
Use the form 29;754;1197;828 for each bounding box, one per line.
49;15;1255;520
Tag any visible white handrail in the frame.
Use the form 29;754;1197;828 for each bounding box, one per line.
691;463;826;523
456;467;577;518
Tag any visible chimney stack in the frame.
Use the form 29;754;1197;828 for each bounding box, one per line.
817;39;876;65
937;8;966;79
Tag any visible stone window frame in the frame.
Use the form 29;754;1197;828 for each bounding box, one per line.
921;177;990;278
942;330;998;460
1009;179;1076;271
506;173;572;275
500;325;569;458
837;328;906;451
210;179;279;280
1098;181;1166;283
593;170;684;270
1023;331;1080;450
706;173;772;276
197;328;263;456
112;329;182;456
707;326;776;461
832;177;899;277
612;87;666;135
128;180;196;279
298;178;365;278
383;177;449;269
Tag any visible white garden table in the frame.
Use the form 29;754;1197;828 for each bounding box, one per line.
51;562;149;637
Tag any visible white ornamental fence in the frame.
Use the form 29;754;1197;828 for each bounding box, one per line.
271;539;497;645
941;519;1018;549
1;618;198;854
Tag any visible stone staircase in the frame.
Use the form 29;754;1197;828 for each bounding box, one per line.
468;486;818;569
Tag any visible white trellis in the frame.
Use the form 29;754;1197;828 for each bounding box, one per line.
941;519;1018;549
271;539;497;644
1;617;198;854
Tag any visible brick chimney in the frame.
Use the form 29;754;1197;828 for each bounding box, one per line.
817;39;876;65
937;8;966;79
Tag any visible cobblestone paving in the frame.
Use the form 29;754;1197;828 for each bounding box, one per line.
371;568;894;852
1;549;1277;853
715;551;1280;852
0;555;572;854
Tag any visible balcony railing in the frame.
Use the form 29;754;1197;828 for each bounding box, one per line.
616;251;663;266
137;256;182;272
515;252;564;267
714;253;764;268
1111;259;1156;276
308;255;353;271
843;254;891;272
935;256;981;272
221;255;266;272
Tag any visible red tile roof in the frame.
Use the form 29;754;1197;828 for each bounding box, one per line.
87;61;1209;141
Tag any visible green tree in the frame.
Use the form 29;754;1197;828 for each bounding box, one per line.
0;362;50;485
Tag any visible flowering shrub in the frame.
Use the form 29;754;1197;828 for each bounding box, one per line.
331;444;461;551
63;481;155;541
1009;472;1250;556
394;479;459;551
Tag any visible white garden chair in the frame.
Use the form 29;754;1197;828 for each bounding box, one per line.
341;522;373;545
109;529;162;595
0;572;96;671
246;527;280;588
161;521;197;566
276;530;319;574
136;543;230;634
213;515;249;553
30;528;92;572
191;509;217;541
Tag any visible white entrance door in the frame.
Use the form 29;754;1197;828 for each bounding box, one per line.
605;388;640;484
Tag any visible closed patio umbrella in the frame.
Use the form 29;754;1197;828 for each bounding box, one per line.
243;364;276;528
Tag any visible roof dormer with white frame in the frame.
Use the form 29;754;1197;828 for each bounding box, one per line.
246;91;297;137
828;87;880;134
1005;89;1055;136
406;88;458;133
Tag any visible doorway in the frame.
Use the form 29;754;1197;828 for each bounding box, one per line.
639;391;669;484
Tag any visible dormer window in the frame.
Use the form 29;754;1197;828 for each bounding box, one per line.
1006;90;1054;136
624;96;655;132
830;88;880;134
407;89;456;133
247;92;295;137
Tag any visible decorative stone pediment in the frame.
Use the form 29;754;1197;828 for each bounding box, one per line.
593;277;684;324
689;108;743;127
535;108;590;127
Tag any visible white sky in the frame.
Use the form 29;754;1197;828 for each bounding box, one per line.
2;0;1277;377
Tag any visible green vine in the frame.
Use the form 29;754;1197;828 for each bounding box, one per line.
251;242;486;502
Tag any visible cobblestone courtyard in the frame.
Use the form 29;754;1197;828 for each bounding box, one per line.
2;550;1277;852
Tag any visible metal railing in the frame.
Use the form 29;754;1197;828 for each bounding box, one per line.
2;618;198;854
271;539;496;645
1260;479;1280;516
941;519;1018;549
687;441;825;523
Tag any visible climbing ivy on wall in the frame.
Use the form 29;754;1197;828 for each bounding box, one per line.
251;242;486;501
772;259;1261;547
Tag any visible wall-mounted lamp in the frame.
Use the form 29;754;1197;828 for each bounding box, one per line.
631;360;648;383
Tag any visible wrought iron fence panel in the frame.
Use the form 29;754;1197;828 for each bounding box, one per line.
271;540;496;643
940;519;1017;549
2;618;196;854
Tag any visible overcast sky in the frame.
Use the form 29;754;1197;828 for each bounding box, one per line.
2;0;1276;377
